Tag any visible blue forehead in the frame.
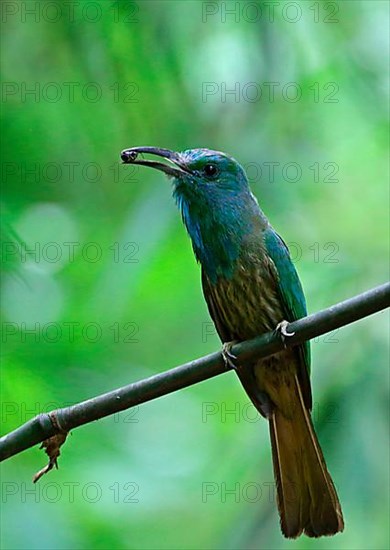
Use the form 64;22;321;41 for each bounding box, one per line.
180;148;233;163
179;149;244;177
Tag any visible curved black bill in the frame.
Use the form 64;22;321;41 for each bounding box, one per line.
120;146;191;177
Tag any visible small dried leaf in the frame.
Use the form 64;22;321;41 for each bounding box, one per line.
33;432;68;483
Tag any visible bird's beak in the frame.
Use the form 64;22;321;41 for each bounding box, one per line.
120;146;191;178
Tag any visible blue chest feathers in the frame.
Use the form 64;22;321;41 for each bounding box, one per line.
174;190;262;283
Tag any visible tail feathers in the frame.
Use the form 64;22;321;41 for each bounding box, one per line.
269;374;344;538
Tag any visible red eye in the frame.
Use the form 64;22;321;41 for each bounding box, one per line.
204;164;218;177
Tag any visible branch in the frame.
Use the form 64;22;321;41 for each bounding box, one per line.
1;282;389;463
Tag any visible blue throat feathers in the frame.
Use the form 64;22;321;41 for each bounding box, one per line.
173;185;261;283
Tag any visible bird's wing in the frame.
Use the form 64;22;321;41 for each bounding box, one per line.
201;268;274;417
201;227;312;411
201;269;231;342
263;227;312;407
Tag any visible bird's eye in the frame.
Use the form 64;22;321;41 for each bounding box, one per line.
203;163;218;177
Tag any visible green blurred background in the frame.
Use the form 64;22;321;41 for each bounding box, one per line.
1;1;389;549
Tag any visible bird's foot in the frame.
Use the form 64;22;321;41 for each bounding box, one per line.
222;341;238;370
275;320;295;347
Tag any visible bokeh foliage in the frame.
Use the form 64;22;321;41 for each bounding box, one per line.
1;1;389;549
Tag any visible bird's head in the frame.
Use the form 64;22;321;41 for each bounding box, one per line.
121;146;250;199
120;146;263;280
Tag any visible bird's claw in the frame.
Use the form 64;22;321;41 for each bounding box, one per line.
222;341;238;370
275;320;295;347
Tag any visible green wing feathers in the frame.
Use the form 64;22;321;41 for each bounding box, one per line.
264;227;312;409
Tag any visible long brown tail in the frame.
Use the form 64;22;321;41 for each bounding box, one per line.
269;373;344;538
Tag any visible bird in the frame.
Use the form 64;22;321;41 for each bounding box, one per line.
120;146;344;538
